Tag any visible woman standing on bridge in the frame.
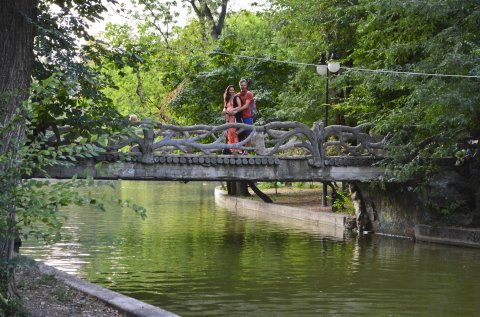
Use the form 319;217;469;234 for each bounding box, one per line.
223;85;242;154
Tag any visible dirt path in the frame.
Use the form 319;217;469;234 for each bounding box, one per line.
248;186;333;212
16;264;122;317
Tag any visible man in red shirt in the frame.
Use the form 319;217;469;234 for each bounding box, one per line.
235;79;254;142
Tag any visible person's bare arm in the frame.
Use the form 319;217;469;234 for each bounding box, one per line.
227;96;243;115
237;96;251;112
237;101;250;112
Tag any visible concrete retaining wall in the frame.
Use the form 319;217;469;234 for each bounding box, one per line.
38;262;179;317
214;187;348;236
216;187;480;249
414;224;480;248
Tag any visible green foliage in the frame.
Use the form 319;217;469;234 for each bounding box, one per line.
292;182;322;189
0;295;25;317
348;0;480;180
269;0;480;183
52;285;71;302
2;79;147;245
0;88;145;316
0;0;145;313
268;0;360;125
257;182;285;190
99;10;295;125
33;0;125;138
88;0;480;184
92;0;479;213
330;191;355;215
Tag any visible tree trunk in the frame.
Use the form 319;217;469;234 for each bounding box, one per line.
0;0;37;299
135;66;146;109
185;0;229;41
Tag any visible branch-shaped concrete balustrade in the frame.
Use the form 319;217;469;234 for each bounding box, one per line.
45;120;386;167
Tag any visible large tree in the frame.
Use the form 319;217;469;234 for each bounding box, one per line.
0;0;118;305
1;0;38;300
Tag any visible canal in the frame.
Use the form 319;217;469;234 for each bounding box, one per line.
21;181;480;316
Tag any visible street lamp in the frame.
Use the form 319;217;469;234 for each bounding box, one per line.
316;57;341;207
316;60;340;125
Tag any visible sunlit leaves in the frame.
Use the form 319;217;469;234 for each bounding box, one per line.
96;0;480;183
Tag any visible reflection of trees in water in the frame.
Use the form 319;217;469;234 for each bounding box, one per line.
25;181;480;316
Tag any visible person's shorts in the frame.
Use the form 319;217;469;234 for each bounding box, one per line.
242;117;254;135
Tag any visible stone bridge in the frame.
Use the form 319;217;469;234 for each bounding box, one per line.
35;120;386;182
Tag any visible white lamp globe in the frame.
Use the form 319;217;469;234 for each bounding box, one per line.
327;62;341;73
316;64;328;76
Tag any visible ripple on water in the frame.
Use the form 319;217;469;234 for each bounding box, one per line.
20;182;480;317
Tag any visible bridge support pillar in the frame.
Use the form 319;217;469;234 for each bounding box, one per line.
322;182;328;206
235;181;250;196
225;181;249;196
226;181;236;195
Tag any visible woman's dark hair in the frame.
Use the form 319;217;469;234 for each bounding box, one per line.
224;84;234;105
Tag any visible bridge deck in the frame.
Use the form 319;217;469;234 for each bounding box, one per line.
36;155;384;182
34;121;386;182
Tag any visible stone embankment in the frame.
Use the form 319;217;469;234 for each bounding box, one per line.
414;224;480;248
214;187;352;231
215;187;480;249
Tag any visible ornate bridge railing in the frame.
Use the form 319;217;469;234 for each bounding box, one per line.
45;120;385;168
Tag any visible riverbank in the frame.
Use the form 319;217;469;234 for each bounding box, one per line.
15;258;179;317
15;263;122;317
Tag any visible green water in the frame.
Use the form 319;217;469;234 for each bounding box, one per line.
21;181;480;316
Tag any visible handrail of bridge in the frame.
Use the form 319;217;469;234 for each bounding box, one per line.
43;120;386;168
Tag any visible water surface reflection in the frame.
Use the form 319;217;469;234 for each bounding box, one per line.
22;181;480;316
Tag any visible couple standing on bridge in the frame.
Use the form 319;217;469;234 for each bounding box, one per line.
223;78;255;154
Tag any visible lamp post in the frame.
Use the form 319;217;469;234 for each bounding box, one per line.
316;59;340;207
316;60;340;125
